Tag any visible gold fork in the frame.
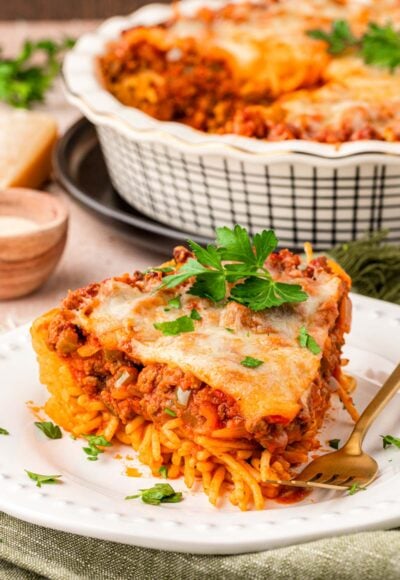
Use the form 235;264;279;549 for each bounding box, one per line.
265;363;400;491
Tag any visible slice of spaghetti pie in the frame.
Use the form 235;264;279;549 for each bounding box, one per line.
31;226;354;510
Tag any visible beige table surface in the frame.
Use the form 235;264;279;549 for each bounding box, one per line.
0;20;166;328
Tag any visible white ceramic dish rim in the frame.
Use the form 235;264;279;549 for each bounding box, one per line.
63;0;400;164
1;293;400;554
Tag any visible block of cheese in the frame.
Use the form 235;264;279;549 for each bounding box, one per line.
0;111;58;190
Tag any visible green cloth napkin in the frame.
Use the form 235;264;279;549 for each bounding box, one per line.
1;512;400;580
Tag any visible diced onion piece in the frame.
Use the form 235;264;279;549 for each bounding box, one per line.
176;386;191;406
115;370;132;389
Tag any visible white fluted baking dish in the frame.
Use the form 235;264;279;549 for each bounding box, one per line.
63;0;400;250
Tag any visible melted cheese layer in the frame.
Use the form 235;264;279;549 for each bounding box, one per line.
70;268;346;430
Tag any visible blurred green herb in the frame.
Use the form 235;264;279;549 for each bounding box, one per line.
0;37;75;108
158;466;168;479
308;21;400;71
329;231;400;305
308;20;356;55
381;434;400;449
328;438;341;450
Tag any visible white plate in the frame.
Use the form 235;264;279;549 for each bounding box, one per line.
1;293;400;555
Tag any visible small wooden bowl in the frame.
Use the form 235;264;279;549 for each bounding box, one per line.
0;188;69;300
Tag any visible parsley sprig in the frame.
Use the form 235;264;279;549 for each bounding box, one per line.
381;434;400;449
125;483;183;505
25;470;62;488
0;37;75;108
0;427;9;436
308;20;400;71
82;434;111;461
160;226;307;311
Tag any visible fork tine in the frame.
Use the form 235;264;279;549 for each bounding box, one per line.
262;478;348;491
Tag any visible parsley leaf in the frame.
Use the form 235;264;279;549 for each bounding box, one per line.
216;225;257;264
307;20;356;54
361;23;400;72
189;240;224;270
125;483;183;505
34;421;62;440
164;296;181;311
154;316;195;336
82;434;111;461
159;466;168;479
164;407;177;417
381;434;400;449
230;278;308;311
190;308;202;321
25;470;62;487
328;438;341;450
347;483;366;496
187;271;227;302
0;428;9;435
241;356;264;368
298;326;322;355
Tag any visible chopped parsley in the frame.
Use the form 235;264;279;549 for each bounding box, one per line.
347;483;366;496
0;428;9;435
225;328;234;333
164;296;181;311
190;308;202;321
125;483;183;505
308;21;400;71
328;438;341;450
34;421;62;440
160;226;308;311
164;407;177;418
25;470;62;488
154;316;195;336
159;466;168;479
82;434;111;461
240;356;264;369
381;434;400;449
298;326;321;355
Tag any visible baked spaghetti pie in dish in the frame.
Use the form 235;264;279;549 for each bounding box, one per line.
99;0;400;143
31;227;356;510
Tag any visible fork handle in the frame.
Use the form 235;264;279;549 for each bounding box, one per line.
344;363;400;455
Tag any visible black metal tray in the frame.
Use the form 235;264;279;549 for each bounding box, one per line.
54;118;211;254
